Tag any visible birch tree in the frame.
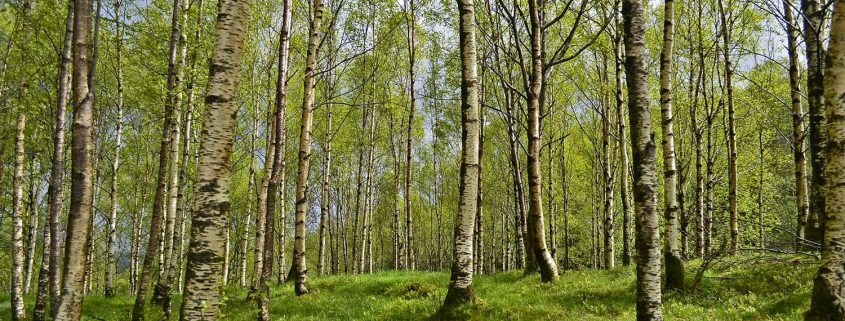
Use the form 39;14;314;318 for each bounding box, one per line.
291;0;325;295
806;1;845;319
440;0;480;311
622;0;663;319
54;0;97;315
659;0;683;291
11;113;26;321
178;0;251;316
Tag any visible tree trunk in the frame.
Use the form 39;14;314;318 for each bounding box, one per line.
802;0;827;246
441;0;479;308
258;0;291;317
42;2;74;318
782;0;811;250
152;0;188;309
475;105;486;274
702;20;715;255
251;113;273;290
602;64;617;270
176;0;204;293
104;0;124;298
525;0;559;282
318;84;333;276
242;97;258;289
11;113;26;321
54;0;97;315
758;131;765;247
178;0;250;317
291;0;324;295
614;23;632;267
717;0;739;255
404;0;417;271
390;112;403;270
132;0;183;317
622;0;663;319
547;136;556;264
24;158;39;295
506;97;528;270
359;103;377;274
352;112;366;273
807;2;845;318
688;20;704;258
362;107;376;273
129;185;143;294
560;137;571;270
223;220;231;285
659;0;683;291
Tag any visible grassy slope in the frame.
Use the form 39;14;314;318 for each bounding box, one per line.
1;255;816;320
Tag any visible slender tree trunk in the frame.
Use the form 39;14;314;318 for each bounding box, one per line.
152;0;187;309
54;0;97;315
525;0;559;282
807;2;845;318
104;0;124;298
178;0;250;317
390;113;403;270
352;113;366;273
43;3;74;318
547;137;556;264
506;99;528;270
360;60;377;273
614;23;632;266
34;183;52;320
251;115;273;290
702;20;715;255
689;27;704;258
475;105;485;275
441;0;479;308
659;0;683;291
129;185;143;294
802;0;827;246
404;0;417;271
291;0;324;295
24;159;39;296
11;113;27;321
561;137;571;270
758;131;765;247
243;99;258;288
177;0;204;293
623;0;663;318
318;87;333;276
132;0;183;317
782;0;811;250
362;108;376;273
602;66;617;270
717;0;739;255
258;0;291;317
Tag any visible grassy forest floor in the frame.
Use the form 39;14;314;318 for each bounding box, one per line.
1;254;817;320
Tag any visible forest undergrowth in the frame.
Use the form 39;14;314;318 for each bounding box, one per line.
0;254;815;320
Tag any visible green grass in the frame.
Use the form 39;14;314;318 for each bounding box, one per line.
1;254;817;320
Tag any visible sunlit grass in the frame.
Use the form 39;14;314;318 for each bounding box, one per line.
2;254;815;320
